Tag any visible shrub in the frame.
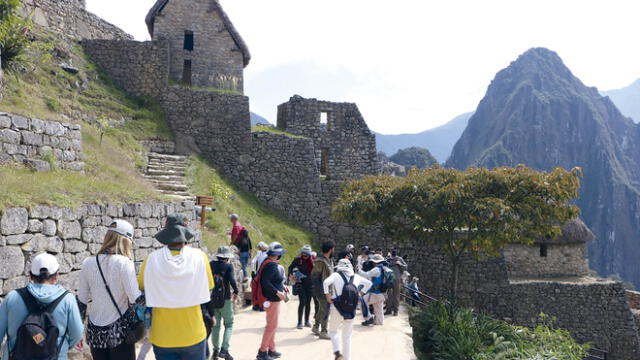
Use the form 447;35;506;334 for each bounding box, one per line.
0;0;32;71
45;97;61;112
410;303;589;360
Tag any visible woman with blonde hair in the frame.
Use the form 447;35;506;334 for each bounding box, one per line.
78;220;142;360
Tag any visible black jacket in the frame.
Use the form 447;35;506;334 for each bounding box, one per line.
288;256;314;288
210;260;239;300
261;262;284;302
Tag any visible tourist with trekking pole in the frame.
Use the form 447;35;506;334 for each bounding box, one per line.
138;214;214;360
288;245;314;329
310;240;335;340
208;246;239;360
252;242;287;360
0;253;84;360
78;220;143;360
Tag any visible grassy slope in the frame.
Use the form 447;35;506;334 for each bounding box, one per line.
189;157;316;261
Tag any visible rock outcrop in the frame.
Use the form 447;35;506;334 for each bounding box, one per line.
447;48;640;287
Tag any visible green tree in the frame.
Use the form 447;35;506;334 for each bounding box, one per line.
333;165;581;301
390;146;438;169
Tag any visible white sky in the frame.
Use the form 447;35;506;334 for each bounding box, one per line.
86;0;640;134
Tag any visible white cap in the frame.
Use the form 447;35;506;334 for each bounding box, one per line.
229;214;239;220
31;253;60;276
107;219;134;239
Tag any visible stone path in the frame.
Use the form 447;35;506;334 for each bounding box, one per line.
143;152;193;201
142;296;416;360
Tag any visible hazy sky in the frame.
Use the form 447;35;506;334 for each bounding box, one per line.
86;0;640;134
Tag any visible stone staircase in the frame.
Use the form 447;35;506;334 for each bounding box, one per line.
143;152;193;201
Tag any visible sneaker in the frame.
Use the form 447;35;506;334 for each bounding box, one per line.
219;349;234;360
256;351;273;360
319;332;331;340
334;351;344;360
297;323;303;329
311;326;320;335
268;350;282;359
393;311;399;316
212;349;219;359
384;310;392;316
362;318;375;326
305;321;312;328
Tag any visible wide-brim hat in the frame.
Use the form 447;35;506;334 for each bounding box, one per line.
267;242;286;256
371;254;386;263
215;246;234;259
154;214;195;245
300;245;312;255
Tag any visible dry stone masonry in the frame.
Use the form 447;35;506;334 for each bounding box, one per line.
0;201;198;298
0;112;84;171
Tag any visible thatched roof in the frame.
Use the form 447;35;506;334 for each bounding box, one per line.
537;218;595;244
145;0;251;67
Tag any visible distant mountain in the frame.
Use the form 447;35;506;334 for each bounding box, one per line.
602;79;640;123
375;112;473;163
250;112;271;126
390;147;438;169
447;47;640;288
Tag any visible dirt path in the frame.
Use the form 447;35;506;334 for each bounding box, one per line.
142;296;416;360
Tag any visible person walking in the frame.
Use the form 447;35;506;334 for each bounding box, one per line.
138;214;214;360
386;249;407;316
209;246;239;360
359;254;387;326
229;214;250;279
78;220;142;360
324;259;372;360
288;245;314;329
0;253;84;360
251;241;270;311
345;244;357;268
310;240;335;339
255;242;287;360
356;246;369;272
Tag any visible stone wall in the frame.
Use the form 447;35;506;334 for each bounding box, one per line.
140;139;176;154
277;95;380;181
82;40;169;99
22;0;132;41
0;201;197;298
503;242;589;278
150;0;245;92
0;112;84;171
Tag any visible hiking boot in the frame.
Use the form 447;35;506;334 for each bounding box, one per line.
212;349;219;359
296;323;303;329
252;305;261;311
393;311;399;316
311;326;320;335
384;310;392;315
305;321;312;328
268;350;282;359
319;332;331;340
256;351;273;360
335;351;344;360
219;349;234;360
362;317;375;326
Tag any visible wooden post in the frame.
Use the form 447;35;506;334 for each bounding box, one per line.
196;196;214;227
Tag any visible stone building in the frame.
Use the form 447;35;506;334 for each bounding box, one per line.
145;0;250;92
277;95;380;181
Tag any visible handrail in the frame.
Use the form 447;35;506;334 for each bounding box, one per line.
402;284;440;303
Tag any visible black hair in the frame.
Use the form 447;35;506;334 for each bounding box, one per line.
321;240;335;254
336;250;350;260
31;268;57;283
361;246;369;252
391;249;398;257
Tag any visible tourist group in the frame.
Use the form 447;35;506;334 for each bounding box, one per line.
0;212;418;360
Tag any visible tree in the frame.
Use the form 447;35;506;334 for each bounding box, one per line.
333;165;581;301
390;146;438;169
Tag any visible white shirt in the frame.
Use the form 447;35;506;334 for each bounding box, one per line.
358;266;381;280
251;251;268;273
78;254;141;326
323;271;372;298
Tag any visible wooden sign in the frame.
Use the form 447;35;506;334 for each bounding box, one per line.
196;196;214;206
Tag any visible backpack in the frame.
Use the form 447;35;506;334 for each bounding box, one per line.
251;259;275;307
379;265;396;292
336;273;359;316
208;273;226;311
237;228;250;250
10;288;69;360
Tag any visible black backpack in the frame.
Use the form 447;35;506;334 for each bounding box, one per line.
10;288;69;360
336;273;359;315
208;272;226;311
379;266;396;292
237;229;251;250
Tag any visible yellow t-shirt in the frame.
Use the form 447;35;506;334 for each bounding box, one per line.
138;248;214;348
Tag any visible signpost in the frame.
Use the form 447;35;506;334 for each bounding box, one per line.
196;195;214;227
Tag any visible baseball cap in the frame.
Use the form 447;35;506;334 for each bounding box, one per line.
31;253;60;276
267;242;286;256
108;219;134;239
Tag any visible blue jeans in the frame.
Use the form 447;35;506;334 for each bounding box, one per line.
240;251;250;278
153;340;206;360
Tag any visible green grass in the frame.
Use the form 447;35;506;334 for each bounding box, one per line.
168;79;242;95
0;29;173;141
251;125;305;138
188;156;316;262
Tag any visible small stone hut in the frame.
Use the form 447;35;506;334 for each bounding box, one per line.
503;218;594;279
145;0;250;92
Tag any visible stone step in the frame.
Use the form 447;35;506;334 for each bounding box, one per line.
148;153;189;161
143;174;186;182
146;169;186;176
146;167;187;174
154;182;189;191
147;162;188;169
158;189;193;197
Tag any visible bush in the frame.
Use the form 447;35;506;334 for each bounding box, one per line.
410;302;589;360
0;0;32;71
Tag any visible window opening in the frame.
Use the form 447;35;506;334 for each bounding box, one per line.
320;148;329;176
320;112;329;130
182;60;192;85
539;244;548;257
184;31;194;51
